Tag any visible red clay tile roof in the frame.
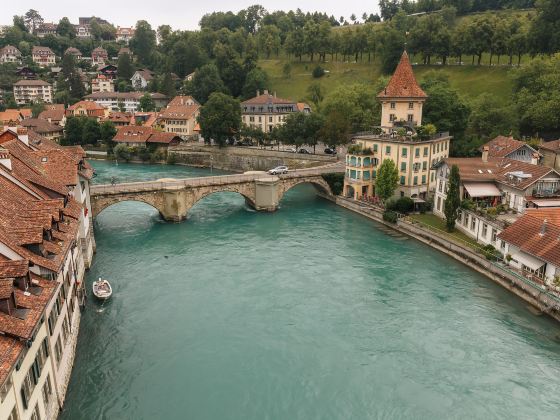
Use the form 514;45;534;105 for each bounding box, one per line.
167;96;199;107
38;108;65;123
525;209;560;227
444;157;559;191
113;126;180;144
241;93;295;106
19;109;32;119
20;118;63;134
497;214;560;267
482;136;538;158
377;51;427;99
32;46;54;54
0;260;29;279
0;110;23;124
540;139;560;153
158;105;199;120
13;79;50;86
0;336;24;389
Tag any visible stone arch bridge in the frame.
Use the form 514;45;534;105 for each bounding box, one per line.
90;166;342;222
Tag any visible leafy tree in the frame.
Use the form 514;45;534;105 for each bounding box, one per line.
130;20;157;65
318;110;352;149
117;52;134;80
376;158;399;201
444;164;461;232
113;144;131;161
257;25;281;58
421;72;471;145
187;63;228;104
24;9;43;34
380;28;406;73
282;62;292;79
57;17;75;38
242;68;269;99
198;92;241;147
13;16;27;32
467;94;518;140
322;83;377;132
31;101;45;118
303;112;326;152
83;118;102;145
139;93;155;111
307;82;324;109
160;73;176;97
100;121;117;151
63;117;86;145
276;112;307;148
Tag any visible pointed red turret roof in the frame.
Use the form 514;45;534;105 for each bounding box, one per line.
377;51;427;99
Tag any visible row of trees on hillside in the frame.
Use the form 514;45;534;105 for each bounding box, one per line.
379;0;535;20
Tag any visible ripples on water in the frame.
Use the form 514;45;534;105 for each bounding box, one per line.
61;161;560;420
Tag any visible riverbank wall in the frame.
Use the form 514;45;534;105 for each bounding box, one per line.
324;195;560;323
168;145;336;172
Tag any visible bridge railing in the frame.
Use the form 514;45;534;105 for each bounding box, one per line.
90;164;344;195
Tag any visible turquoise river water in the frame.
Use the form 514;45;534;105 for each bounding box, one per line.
61;160;560;420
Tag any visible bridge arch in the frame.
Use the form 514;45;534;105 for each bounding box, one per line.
187;186;256;214
277;177;332;203
92;194;165;218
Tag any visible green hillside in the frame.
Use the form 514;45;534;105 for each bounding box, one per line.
260;58;514;106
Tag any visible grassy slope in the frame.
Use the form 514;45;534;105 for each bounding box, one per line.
260;9;536;105
260;57;514;105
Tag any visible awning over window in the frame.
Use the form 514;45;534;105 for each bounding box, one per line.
530;199;560;208
463;182;501;198
513;252;545;271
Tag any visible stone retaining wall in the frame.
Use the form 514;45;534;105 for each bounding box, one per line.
169;145;336;172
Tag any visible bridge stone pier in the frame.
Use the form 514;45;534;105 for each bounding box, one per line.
90;167;341;222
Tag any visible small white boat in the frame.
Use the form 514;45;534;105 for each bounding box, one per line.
93;278;112;300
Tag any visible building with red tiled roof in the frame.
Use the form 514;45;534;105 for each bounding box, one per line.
157;104;200;139
0;109;24;126
498;212;560;281
64;47;83;60
0;126;94;417
131;69;155;90
377;51;427;130
540;139;560;172
433;152;560;220
113;125;181;147
102;111;132;127
0;45;21;64
20;118;64;142
38;106;67;126
91;46;108;66
31;46;56;67
480;136;540;163
167;95;199;107
13;79;53;105
66;100;108;119
241;90;305;133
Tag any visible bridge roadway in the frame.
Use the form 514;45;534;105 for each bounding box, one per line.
90;164;344;221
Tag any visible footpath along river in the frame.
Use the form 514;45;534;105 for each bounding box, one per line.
62;160;560;419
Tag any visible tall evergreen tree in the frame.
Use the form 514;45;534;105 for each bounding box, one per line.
117;52;134;80
444;165;461;232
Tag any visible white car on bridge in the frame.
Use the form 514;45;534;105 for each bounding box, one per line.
268;166;288;175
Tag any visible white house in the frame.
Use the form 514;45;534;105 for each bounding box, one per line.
131;69;155;90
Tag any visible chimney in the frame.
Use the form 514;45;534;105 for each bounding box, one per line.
17;127;29;146
540;219;548;236
482;146;489;163
531;152;539;165
256;89;260;97
263;89;269;95
0;148;11;170
274;91;277;98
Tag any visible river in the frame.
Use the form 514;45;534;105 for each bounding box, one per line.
61;160;560;420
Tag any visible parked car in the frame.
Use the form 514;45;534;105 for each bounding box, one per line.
286;147;297;153
268;166;288;175
298;148;311;154
324;147;337;155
